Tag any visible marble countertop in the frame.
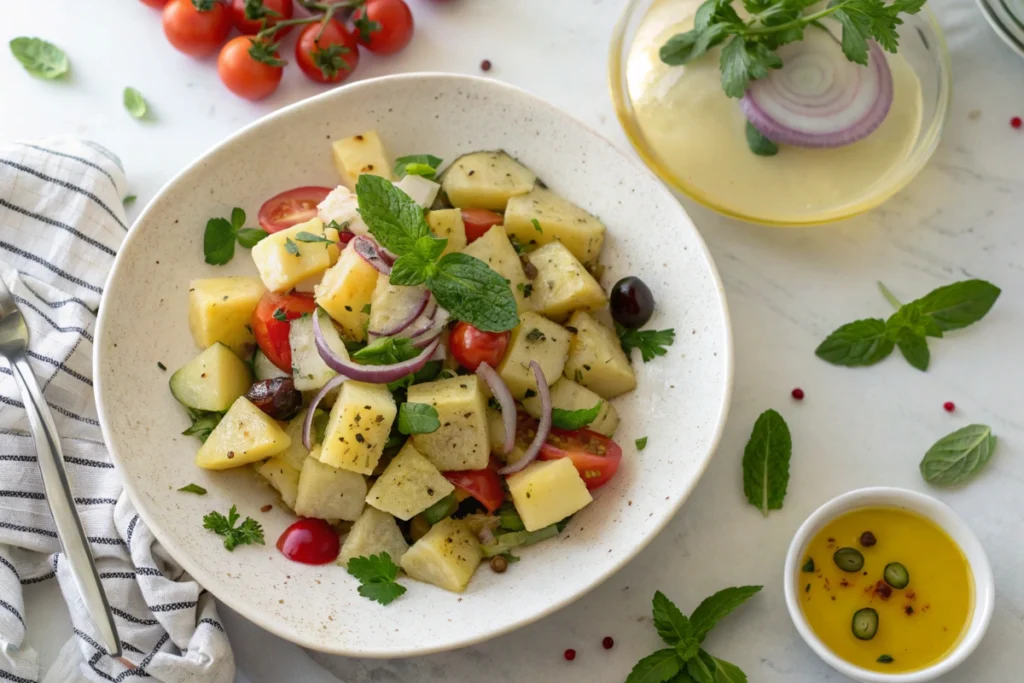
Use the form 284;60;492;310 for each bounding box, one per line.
4;0;1024;681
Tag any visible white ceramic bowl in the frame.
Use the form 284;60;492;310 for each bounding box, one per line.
93;73;733;657
784;488;994;683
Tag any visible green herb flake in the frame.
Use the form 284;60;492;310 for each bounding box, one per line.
295;230;334;245
353;337;421;365
531;218;543;233
123;87;148;119
745;121;778;156
394;154;443;179
920;424;996;487
284;237;301;257
742;409;791;516
397;402;441;435
202;505;265;551
123;195;137;206
617;324;675;363
346;552;407;605
178;483;207;495
802;557;815;573
635;436;648;451
877;655;894;664
361;303;372;314
551;402;602;431
272;308;288;322
10;37;69;79
525;328;546;343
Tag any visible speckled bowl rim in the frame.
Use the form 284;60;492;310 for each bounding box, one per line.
93;73;735;657
783;487;995;683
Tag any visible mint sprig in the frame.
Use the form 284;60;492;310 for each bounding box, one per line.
741;409;791;517
356;175;519;332
203;207;269;264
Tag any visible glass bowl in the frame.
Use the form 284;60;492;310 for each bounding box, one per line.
608;0;952;227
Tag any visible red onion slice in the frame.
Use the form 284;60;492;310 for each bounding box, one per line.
477;363;516;455
302;373;347;450
352;236;392;275
370;289;431;337
740;35;893;149
498;361;550;476
313;311;441;383
409;308;450;348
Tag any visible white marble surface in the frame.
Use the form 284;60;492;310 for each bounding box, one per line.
3;0;1024;681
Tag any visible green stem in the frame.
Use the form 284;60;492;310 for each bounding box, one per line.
877;281;903;309
742;1;849;36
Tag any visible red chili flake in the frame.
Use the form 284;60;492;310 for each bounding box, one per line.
905;605;915;615
1012;116;1022;129
602;636;614;650
564;649;576;661
791;387;805;400
943;401;955;412
481;59;492;72
875;581;893;599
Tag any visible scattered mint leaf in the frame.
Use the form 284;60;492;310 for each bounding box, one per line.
178;483;207;495
428;253;519;332
815;318;893;366
741;409;791;516
182;409;223;442
203;218;236;265
617;324;676;363
123;87;148;119
689;586;763;642
551;402;602;431
295;230;334;245
531;218;543;233
353;337;421;365
745;121;778;156
284;237;300;257
920;424;996;487
346;552;407;605
237;227;269;248
397;402;440;435
395;154;443;179
202;505;265;551
636;436;648;451
10;37;69;79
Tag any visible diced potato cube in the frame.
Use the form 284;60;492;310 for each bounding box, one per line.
331;130;394;190
324;223;342;265
250;217;332;293
338;507;409;567
367;274;429;336
426;209;467;257
365;442;454;520
564;311;636;399
314;240;378;341
277;410;312;471
505;187;606;265
522;378;619;436
496;312;570;399
441;151;536;211
460;225;532;313
400;518;482;593
317;185;370;239
408;375;490;471
319;381;396;474
255;456;300;509
527;241;607;322
188;276;265;357
289;311;350;392
169;342;252;412
507;458;592;532
196;397;291;470
394;175;439;208
294;452;367;521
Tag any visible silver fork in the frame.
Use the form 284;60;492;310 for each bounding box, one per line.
0;278;120;656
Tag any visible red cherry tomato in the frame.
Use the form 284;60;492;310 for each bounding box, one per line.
449;322;510;372
251;292;317;372
230;0;294;36
539;428;623;490
217;36;284;101
461;208;504;244
162;0;232;58
140;0;169;8
443;459;504;513
277;518;340;565
295;19;360;84
257;186;334;233
351;0;414;55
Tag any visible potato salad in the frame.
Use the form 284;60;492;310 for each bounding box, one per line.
171;131;674;601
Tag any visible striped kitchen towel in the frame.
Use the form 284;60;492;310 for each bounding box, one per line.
0;137;234;683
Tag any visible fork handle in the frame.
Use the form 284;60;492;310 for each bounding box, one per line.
10;357;121;656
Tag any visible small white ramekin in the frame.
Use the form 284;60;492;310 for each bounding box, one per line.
784;487;994;683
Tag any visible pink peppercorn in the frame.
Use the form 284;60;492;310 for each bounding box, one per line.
792;388;805;400
564;649;576;661
602;636;614;650
944;401;955;412
1012;116;1023;129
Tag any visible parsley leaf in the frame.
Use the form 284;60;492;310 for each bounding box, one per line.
346;552;407;605
203;218;237;265
237;227;269;248
178;483;207;495
551;402;602;431
395;154;443;180
636;436;648;451
10;37;69;79
123;87;148;119
741;409;791;516
202;505;265;551
617;325;676;362
428;253;519;332
397;402;441;435
353;337;422;365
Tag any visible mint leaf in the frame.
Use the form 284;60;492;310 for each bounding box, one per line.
745;121;778;156
686;655;715;683
237;227;269;248
346;552;407;606
551;402;602;431
231;207;246;230
428;253;519;332
178;483;207;495
625;649;683;683
295;231;334;245
689;586;763;642
910;279;1000;331
353;337;421;365
203;218;236;265
356;174;430;256
390;253;434;286
710;656;747;683
123;87;148;119
920;424;996;487
896;333;929;371
653;591;694;646
397;402;440;435
182;409;223;442
395;154;443;179
10;37;69;79
815;318;893;366
741;409;791;516
415;234;447;261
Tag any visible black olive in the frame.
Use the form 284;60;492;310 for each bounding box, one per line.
610;276;655;329
245;378;302;420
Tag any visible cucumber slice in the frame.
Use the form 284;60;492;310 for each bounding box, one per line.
253;348;288;381
289;311;350;392
169;343;252;412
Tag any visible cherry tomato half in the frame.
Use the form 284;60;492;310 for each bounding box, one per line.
351;0;414;55
449;322;510;372
258;186;333;233
230;0;295;36
251;292;317;372
277;518;340;565
162;0;232;58
218;36;284;101
295;19;360;84
461;208;503;244
443;459;504;513
539;428;623;490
